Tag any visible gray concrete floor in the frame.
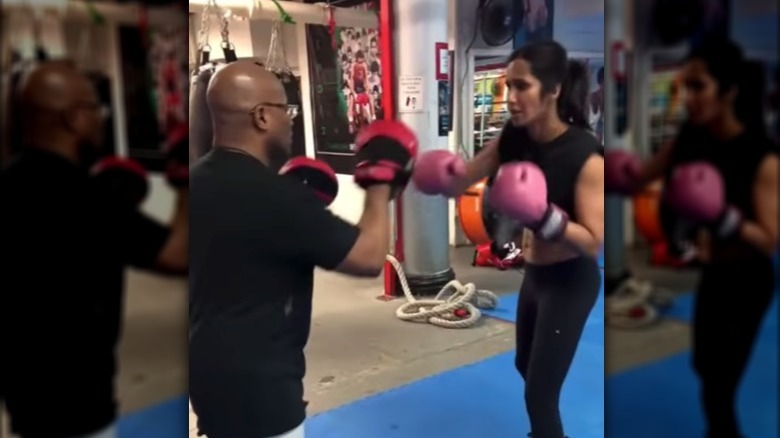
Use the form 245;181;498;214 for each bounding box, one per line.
606;246;698;374
1;245;700;437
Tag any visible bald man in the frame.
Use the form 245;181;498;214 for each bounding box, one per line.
189;61;416;438
0;62;188;438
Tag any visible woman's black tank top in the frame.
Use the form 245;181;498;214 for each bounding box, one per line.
664;122;779;257
667;123;778;222
495;124;601;221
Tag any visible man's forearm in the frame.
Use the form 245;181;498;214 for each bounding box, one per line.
357;186;391;266
156;190;189;273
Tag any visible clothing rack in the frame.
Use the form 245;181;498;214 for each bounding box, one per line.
187;0;378;29
1;0;185;26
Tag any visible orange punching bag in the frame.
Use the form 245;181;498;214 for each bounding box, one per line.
457;178;492;245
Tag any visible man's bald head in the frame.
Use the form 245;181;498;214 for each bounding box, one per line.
206;60;285;116
205;60;294;167
20;61;94;114
18;61;104;158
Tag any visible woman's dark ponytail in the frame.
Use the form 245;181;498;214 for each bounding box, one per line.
558;60;591;130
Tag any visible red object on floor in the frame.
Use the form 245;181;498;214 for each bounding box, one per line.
454;309;470;318
650;242;692;268
472;243;524;270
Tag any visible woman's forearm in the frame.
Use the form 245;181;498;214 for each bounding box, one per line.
739;220;778;256
561;221;602;256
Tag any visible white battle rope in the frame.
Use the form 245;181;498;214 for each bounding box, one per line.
385;254;499;329
605;277;675;329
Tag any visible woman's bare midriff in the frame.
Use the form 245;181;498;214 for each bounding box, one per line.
696;229;765;263
520;229;581;265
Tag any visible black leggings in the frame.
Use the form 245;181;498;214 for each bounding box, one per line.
515;256;602;438
693;255;775;438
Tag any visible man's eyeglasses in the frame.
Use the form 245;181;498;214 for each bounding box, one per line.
254;103;299;119
74;102;110;120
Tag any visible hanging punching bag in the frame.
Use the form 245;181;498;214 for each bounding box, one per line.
653;0;704;46
84;71;117;157
0;51;23;163
189;62;217;160
277;71;306;157
659;185;698;259
189;40;240;160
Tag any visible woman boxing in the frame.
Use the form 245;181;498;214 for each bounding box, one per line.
605;37;778;438
413;41;604;438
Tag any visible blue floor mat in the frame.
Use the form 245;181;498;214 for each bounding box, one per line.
611;290;778;437
662;293;778;344
118;395;188;438
483;292;520;323
309;286;605;437
607;342;778;438
483;271;605;326
308;350;604;438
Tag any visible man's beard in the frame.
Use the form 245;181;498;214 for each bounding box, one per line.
267;137;291;172
78;142;104;170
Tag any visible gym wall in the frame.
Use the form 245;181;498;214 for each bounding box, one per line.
3;9;185;224
187;0;608;230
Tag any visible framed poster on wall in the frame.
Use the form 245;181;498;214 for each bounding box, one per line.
514;0;555;47
120;23;188;171
305;0;384;173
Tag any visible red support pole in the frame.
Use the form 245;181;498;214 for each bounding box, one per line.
379;0;403;299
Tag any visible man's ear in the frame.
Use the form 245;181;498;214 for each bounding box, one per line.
252;106;268;130
61;107;81;134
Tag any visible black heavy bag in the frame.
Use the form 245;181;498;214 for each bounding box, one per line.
653;0;704;46
6;56;68;155
659;187;698;259
189;63;217;160
277;71;306;158
6;58;37;157
0;53;23;163
84;71;117;157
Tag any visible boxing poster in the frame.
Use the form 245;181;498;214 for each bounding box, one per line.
692;0;730;43
305;0;384;172
119;23;188;171
514;0;555;47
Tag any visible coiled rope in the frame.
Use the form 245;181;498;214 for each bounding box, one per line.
605;277;674;329
385;254;500;329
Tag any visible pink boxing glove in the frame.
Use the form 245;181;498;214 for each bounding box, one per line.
665;162;742;238
411;150;467;197
605;150;641;195
489;162;569;240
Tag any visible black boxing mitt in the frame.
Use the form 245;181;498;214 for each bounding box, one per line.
165;122;189;188
353;120;418;197
91;156;150;208
279;156;340;206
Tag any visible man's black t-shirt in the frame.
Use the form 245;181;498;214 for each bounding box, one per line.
188;147;359;438
496;125;601;219
0;148;169;437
